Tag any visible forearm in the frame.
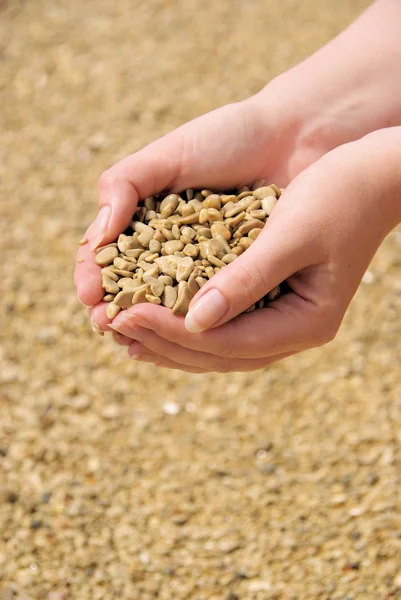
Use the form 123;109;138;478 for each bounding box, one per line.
264;0;401;154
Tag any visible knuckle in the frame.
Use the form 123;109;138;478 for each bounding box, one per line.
311;313;339;347
214;322;246;359
97;168;119;193
231;260;268;308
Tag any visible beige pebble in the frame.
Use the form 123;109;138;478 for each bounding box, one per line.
161;227;174;241
178;212;199;225
101;267;119;281
103;294;115;302
195;276;208;288
205;266;215;278
266;285;281;301
181;226;196;240
198;208;209;224
102;274;120;294
164;240;184;254
144;253;159;263
225;197;254;218
188;199;203;212
202;194;221;209
153;230;166;243
248;228;262;240
161;285;177;309
172;281;194;316
183;243;198;258
95;246;119;266
262;196;278;215
215;234;231;255
96;242;118;254
125;248;145;259
137;226;155;248
253;185;276;200
171;224;181;239
176;256;194;282
207;208;223;221
226;211;246;227
197;227;212;239
114;257;136;271
149;278;165;297
117;234;136;253
221;194;237;205
271;183;282;197
188;278;199;296
234;219;265;238
144;197;155;211
133;221;149;233
160;193;179;216
112;268;135;277
114;289;135;307
149;238;161;253
222;253;238;264
106;302;121;319
181;203;195;218
119;278;141;291
145;294;162;304
246;199;262;212
208;254;225;268
159;275;173;286
250;209;266;219
239;237;254;250
211;222;231;240
132;285;149;305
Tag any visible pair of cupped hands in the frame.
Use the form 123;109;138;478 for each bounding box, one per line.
74;78;397;373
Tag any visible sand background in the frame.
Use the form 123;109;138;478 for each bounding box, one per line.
1;0;401;598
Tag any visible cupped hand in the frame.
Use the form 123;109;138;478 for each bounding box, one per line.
105;131;398;372
74;84;326;309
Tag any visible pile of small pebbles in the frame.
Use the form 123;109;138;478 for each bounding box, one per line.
95;182;283;319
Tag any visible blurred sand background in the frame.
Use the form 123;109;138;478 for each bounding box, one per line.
1;0;401;598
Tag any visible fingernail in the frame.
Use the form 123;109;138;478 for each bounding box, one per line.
185;288;229;333
89;205;111;251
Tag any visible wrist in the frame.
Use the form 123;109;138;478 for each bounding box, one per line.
329;128;401;236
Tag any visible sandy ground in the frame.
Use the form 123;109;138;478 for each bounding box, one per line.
1;0;401;598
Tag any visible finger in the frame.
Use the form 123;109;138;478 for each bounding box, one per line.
89;302;110;331
111;296;319;359
183;195;324;334
75;99;267;307
127;340;296;373
74;239;103;307
128;343;209;374
87;97;270;252
109;321;283;371
112;331;132;346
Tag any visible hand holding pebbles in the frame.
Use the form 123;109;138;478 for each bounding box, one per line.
96;182;284;320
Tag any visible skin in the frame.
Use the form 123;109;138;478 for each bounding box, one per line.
75;0;401;373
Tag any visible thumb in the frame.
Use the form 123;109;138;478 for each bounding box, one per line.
87;97;270;250
184;203;318;333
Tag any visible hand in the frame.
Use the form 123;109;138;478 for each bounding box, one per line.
105;129;401;372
